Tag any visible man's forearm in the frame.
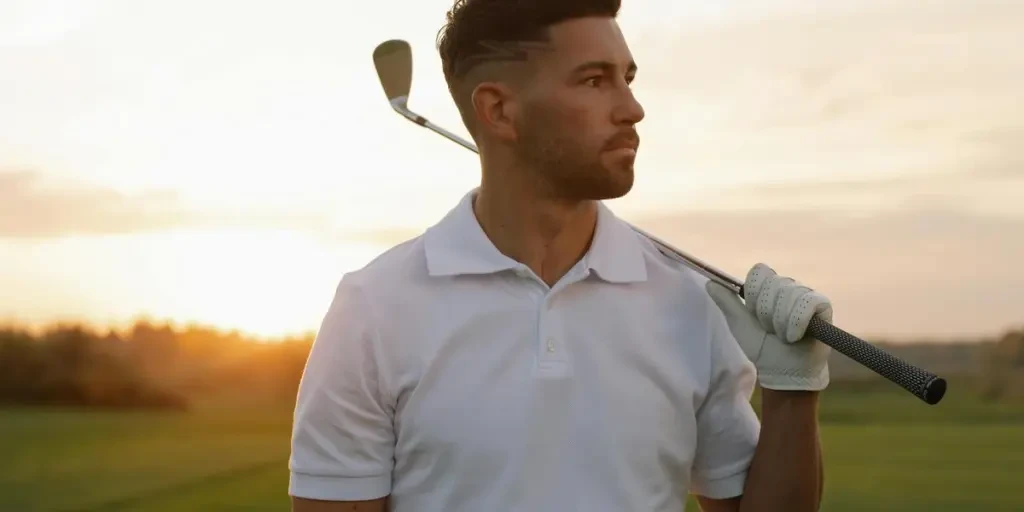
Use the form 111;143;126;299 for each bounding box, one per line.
739;389;824;512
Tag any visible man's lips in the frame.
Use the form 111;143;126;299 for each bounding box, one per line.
605;132;640;151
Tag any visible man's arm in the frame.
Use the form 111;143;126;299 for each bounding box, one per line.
698;263;834;511
696;389;823;512
292;496;388;512
288;275;396;507
739;390;823;511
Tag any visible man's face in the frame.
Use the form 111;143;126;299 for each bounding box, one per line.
513;17;645;201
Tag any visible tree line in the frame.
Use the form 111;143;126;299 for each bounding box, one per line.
0;320;1021;410
980;327;1024;402
0;321;313;410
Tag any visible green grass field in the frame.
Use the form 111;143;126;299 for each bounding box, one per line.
2;379;1022;511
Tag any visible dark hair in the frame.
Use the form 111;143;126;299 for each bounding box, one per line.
436;0;622;85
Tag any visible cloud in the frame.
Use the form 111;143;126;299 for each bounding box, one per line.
699;169;1024;213
0;170;332;238
629;205;1024;340
964;126;1024;178
338;226;425;247
629;0;1023;191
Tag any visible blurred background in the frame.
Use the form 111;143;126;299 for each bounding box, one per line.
1;0;1021;510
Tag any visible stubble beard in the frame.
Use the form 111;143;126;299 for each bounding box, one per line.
514;124;634;202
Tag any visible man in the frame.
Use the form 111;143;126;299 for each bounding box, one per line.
289;0;832;510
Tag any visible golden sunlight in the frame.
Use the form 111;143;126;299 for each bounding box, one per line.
141;229;388;339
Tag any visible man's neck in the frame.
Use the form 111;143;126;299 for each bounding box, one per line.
473;174;598;287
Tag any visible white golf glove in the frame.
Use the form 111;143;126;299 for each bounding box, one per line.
706;263;833;391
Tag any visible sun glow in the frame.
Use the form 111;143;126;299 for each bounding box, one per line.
0;228;389;340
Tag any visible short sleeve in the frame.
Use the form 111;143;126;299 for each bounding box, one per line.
288;274;395;501
689;297;762;499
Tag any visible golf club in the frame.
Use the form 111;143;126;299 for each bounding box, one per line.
371;39;947;406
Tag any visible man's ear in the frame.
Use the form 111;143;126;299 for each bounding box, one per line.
471;81;518;142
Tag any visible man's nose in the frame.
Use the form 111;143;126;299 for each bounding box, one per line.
614;88;645;125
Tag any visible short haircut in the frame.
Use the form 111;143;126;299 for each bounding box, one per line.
436;0;622;133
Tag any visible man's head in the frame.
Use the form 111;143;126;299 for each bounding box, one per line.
437;0;645;201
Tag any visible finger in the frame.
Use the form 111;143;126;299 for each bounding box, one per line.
755;274;793;334
773;281;813;341
706;281;768;363
706;280;749;325
743;263;776;316
785;290;834;342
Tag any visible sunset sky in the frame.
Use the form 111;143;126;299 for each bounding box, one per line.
2;0;1021;340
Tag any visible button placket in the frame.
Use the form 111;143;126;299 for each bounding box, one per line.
535;275;582;378
537;304;555;364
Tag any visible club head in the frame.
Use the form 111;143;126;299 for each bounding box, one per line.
373;39;413;110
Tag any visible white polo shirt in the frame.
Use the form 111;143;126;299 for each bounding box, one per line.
289;189;761;511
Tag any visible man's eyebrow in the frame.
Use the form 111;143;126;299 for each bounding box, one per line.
571;60;638;75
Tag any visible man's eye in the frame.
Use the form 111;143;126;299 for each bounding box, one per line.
584;76;603;87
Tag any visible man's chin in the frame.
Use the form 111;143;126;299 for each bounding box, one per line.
608;158;636;188
604;179;634;200
548;158;635;200
589;169;635;200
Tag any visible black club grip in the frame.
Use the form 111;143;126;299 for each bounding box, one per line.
807;315;947;405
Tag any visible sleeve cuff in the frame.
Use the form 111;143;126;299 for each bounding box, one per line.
691;460;749;499
289;472;391;501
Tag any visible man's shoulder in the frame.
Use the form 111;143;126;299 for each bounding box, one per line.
343;192;472;290
631;231;716;296
343;232;429;292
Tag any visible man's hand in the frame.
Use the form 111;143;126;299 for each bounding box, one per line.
705;263;832;391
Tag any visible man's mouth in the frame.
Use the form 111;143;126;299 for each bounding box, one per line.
605;133;640;152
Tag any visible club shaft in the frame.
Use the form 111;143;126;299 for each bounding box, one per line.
392;102;478;153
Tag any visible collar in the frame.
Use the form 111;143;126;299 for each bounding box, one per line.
423;189;648;283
